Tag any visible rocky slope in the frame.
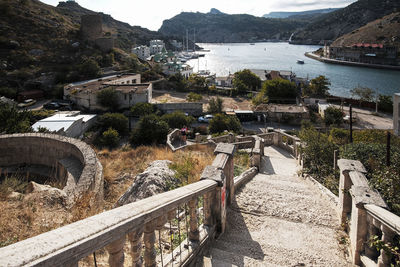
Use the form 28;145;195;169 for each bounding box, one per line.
263;8;339;19
158;10;309;43
291;0;400;44
331;12;400;49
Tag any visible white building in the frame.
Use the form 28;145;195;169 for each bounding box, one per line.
64;74;152;111
132;45;150;60
150;45;164;55
150;40;165;47
394;93;400;136
32;111;97;138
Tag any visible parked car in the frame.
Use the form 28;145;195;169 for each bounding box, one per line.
198;114;213;123
343;114;357;123
17;99;36;108
43;102;61;110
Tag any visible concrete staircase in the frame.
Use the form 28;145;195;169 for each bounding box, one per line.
201;146;351;267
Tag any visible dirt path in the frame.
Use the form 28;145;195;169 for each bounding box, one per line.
207;146;352;266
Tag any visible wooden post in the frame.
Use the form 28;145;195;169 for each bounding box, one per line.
188;198;200;242
106;236;126;267
128;228;144;267
333;150;338;170
386;131;391;167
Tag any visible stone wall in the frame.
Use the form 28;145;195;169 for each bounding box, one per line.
81;15;102;41
155;102;203;116
0;133;103;206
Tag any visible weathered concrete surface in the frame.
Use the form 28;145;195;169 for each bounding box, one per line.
207;146;352;266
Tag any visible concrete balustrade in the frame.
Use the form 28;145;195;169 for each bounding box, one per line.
338;159;400;266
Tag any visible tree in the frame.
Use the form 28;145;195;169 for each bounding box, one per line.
168;73;188;92
97;87;119;111
100;127;120;148
188;74;207;91
186;92;202;102
98;113;128;135
130;103;157;117
78;58;101;79
209;114;241;134
324;106;344;126
378;95;393;113
161;111;194;129
130;114;169;145
207;97;224;114
0;103;32;134
233;69;261;93
260;79;297;102
0;87;17;99
305;75;330;97
350;86;375;107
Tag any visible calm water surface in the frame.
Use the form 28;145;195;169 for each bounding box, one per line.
187;42;400;97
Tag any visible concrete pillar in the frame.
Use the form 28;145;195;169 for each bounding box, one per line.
128;228;143;267
378;224;395;267
349;198;368;265
106;236;125;267
203;191;214;227
144;220;157;267
188;198;200;242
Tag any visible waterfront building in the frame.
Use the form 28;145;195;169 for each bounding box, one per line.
215;75;234;87
132;45;150;60
149;40;165;55
324;43;398;65
253;104;309;125
63;74;152;111
394;93;400;136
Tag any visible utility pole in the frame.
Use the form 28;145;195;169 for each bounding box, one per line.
349;104;353;143
375;88;379;113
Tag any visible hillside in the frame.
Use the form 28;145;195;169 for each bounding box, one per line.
0;0;165;98
291;0;400;45
158;10;309;43
263;8;340;19
331;12;400;49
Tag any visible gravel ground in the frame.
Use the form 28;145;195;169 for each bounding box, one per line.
207;146;352;267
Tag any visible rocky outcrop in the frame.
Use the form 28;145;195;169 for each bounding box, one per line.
117;160;180;206
24;181;67;207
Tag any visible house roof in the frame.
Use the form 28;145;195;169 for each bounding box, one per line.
254;104;307;113
65;74;142;93
32;112;96;132
351;43;384;49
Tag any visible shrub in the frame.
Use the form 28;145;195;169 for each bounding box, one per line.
186;92;202;102
209;114;241;134
130;114;169;146
98;113;128;135
100;128;120;148
0;87;17;99
130;102;157;117
161;111;194;129
0;103;32;134
207;97;223;114
97;87;119;111
329;128;349;145
378;95;393;113
324;106;343;126
78;58;101;79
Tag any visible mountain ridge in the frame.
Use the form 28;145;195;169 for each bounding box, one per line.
263;8;340;19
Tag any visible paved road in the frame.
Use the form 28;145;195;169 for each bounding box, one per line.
207;146;352;266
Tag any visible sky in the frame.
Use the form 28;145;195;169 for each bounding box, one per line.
40;0;357;31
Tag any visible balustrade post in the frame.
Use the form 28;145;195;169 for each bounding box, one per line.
128;228;144;267
203;191;214;227
214;143;235;206
188;198;200;242
378;224;395;267
106;236;126;267
364;217;379;259
144;219;157;267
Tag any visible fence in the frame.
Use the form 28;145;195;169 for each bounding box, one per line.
338;159;400;266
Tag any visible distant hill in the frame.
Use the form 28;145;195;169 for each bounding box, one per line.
263;8;339;19
209;8;224;15
158;11;308;43
0;0;165;95
332;12;400;49
291;0;400;45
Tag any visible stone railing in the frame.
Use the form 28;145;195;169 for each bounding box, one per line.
257;132;274;146
273;130;301;158
209;133;235;144
250;137;265;170
338;159;400;266
0;143;237;267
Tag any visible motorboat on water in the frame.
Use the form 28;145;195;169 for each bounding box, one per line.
297;60;305;64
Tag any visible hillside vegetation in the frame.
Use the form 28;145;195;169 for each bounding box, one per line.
332;12;400;50
158;10;309;43
291;0;400;44
0;0;164;98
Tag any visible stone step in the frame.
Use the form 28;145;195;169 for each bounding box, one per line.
202;256;238;267
208;247;277;267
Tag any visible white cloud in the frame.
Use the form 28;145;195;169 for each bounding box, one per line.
40;0;356;30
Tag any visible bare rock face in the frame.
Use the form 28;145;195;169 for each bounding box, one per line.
24;181;67;207
117;160;179;206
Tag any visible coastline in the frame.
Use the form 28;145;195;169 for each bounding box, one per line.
305;52;400;71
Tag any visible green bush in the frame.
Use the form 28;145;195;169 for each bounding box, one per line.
0;103;32;134
324;106;343;126
97;88;119;111
329;128;349;145
130;114;169;146
209;114;241;134
130;103;157;117
378;95;393;113
207;97;223;114
259;78;297;103
0;87;17;99
98;113;128;135
78;58;101;79
186;92;203;102
100;128;120;148
161;111;194;129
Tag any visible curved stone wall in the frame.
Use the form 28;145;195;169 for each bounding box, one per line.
0;133;103;206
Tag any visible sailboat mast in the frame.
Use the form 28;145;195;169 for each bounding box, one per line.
186;29;189;53
193;29;196;52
